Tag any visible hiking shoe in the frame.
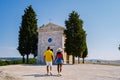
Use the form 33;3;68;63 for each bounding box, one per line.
59;72;62;76
57;73;62;76
50;72;53;76
46;73;50;76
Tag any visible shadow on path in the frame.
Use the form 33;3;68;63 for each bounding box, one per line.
23;73;60;77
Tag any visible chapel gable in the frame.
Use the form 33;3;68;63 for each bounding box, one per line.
39;23;64;32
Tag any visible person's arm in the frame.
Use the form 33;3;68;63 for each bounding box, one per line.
62;53;64;62
51;52;54;61
54;53;57;61
44;56;45;62
52;56;54;61
43;51;46;62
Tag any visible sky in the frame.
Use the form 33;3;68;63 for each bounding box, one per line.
0;0;120;60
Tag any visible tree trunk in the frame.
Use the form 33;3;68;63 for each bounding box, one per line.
82;58;85;64
22;55;25;63
67;55;69;64
78;57;80;64
26;54;29;64
72;55;75;64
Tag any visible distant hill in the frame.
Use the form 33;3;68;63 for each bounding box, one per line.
0;57;22;61
86;59;120;66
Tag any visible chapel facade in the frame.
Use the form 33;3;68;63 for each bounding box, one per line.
37;23;69;64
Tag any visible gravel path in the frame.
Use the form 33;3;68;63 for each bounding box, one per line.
0;64;120;80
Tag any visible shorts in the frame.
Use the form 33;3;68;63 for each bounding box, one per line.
56;58;63;64
46;62;52;66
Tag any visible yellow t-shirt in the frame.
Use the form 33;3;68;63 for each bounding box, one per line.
43;50;53;62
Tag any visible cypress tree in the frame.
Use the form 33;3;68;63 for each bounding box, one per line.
64;11;87;64
82;42;88;63
18;5;38;63
118;44;120;50
17;26;26;63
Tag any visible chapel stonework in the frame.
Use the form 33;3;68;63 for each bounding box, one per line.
37;23;72;64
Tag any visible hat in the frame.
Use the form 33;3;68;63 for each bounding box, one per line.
57;48;63;52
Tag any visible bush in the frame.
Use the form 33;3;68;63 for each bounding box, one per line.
28;58;37;64
0;58;37;66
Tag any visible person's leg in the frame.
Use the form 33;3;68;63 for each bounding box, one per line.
50;66;52;73
46;62;49;75
49;62;53;75
60;64;62;73
50;65;52;71
47;66;49;74
59;64;62;76
57;64;59;74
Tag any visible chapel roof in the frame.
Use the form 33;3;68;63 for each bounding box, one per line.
39;22;65;32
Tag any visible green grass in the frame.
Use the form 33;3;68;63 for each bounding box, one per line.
0;58;37;66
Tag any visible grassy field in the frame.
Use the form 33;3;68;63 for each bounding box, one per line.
0;58;36;66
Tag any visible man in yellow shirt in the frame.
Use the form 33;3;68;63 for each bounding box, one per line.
43;47;54;75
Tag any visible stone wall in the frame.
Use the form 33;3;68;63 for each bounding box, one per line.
37;23;65;64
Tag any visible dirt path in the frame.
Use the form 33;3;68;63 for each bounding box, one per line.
0;64;120;80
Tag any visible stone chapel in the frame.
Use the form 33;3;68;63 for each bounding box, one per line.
37;23;69;64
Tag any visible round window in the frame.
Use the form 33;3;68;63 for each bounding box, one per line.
48;38;52;43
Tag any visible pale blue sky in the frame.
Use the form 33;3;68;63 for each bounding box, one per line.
0;0;120;60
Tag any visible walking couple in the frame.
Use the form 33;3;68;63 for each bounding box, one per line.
43;46;64;76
